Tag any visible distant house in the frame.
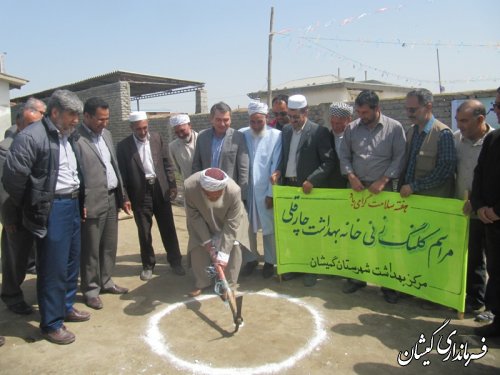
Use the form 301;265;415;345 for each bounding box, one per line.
0;72;28;136
248;74;414;105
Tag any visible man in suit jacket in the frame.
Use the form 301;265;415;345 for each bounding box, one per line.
191;102;249;201
76;97;132;310
272;94;336;287
328;102;352;188
184;168;250;297
274;94;335;193
117;111;185;281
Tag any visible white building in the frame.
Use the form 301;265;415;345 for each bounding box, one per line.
0;72;28;136
248;75;413;105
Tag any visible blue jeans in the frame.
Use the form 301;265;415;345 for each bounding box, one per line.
36;198;81;332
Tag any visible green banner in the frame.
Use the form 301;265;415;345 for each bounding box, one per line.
273;186;468;312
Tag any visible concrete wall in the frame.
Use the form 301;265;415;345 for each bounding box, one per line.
0;80;12;136
9;82;497;146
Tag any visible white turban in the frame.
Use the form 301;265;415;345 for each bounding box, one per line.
288;94;307;109
129;111;147;122
248;101;268;116
200;168;229;192
170;114;190;127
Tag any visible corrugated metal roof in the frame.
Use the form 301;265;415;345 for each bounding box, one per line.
12;70;204;102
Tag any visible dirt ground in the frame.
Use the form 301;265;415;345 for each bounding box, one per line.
0;204;499;374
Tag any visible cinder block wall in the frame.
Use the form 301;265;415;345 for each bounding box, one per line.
11;84;497;145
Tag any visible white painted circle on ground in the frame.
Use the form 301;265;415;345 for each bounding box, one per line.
144;290;327;375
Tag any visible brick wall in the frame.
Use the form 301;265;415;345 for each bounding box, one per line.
11;83;497;144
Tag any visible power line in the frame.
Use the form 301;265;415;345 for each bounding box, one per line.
291;37;500;86
295;36;500;49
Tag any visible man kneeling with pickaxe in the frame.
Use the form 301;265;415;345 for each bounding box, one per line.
184;168;249;328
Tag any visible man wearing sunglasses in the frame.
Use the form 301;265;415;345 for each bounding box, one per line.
270;95;290;131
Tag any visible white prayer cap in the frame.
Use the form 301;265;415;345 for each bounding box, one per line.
329;102;353;118
200;168;229;192
129;111;148;122
170;114;190;127
288;94;307;109
248;101;268;116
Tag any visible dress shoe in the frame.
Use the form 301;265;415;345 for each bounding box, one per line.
474;320;500;338
188;286;212;297
41;325;75;345
382;289;400;304
303;273;317;287
342;280;367;294
102;284;129;294
171;264;186;276
475;310;495;323
262;262;274;279
280;272;299;281
420;300;441;310
465;301;485;314
188;288;203;297
85;296;103;310
65;308;91;322
241;260;258;277
0;336;5;347
8;301;33;315
140;269;153;281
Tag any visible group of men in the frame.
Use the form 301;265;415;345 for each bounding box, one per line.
182;88;500;339
0;91;188;345
1;85;499;347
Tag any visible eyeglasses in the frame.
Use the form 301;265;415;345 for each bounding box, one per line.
272;111;288;117
492;102;500;110
405;107;420;114
288;114;302;120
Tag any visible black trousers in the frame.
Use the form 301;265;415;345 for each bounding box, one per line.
467;219;487;306
485;221;500;317
1;225;35;306
133;182;182;270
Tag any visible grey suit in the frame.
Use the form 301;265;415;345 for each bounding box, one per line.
191;127;249;199
76;124;127;298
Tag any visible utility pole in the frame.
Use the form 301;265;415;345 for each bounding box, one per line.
436;48;444;93
267;7;274;108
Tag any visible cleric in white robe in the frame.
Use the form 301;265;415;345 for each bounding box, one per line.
239;101;282;278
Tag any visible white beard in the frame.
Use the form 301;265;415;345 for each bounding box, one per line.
251;127;266;138
182;133;192;144
202;191;225;209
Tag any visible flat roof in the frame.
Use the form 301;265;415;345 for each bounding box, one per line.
0;72;28;90
12;70;204;102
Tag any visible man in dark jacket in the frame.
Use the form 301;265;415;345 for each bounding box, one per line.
470;86;500;338
3;90;90;345
117;111;185;281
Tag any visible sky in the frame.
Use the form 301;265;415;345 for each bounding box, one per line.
2;0;499;114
